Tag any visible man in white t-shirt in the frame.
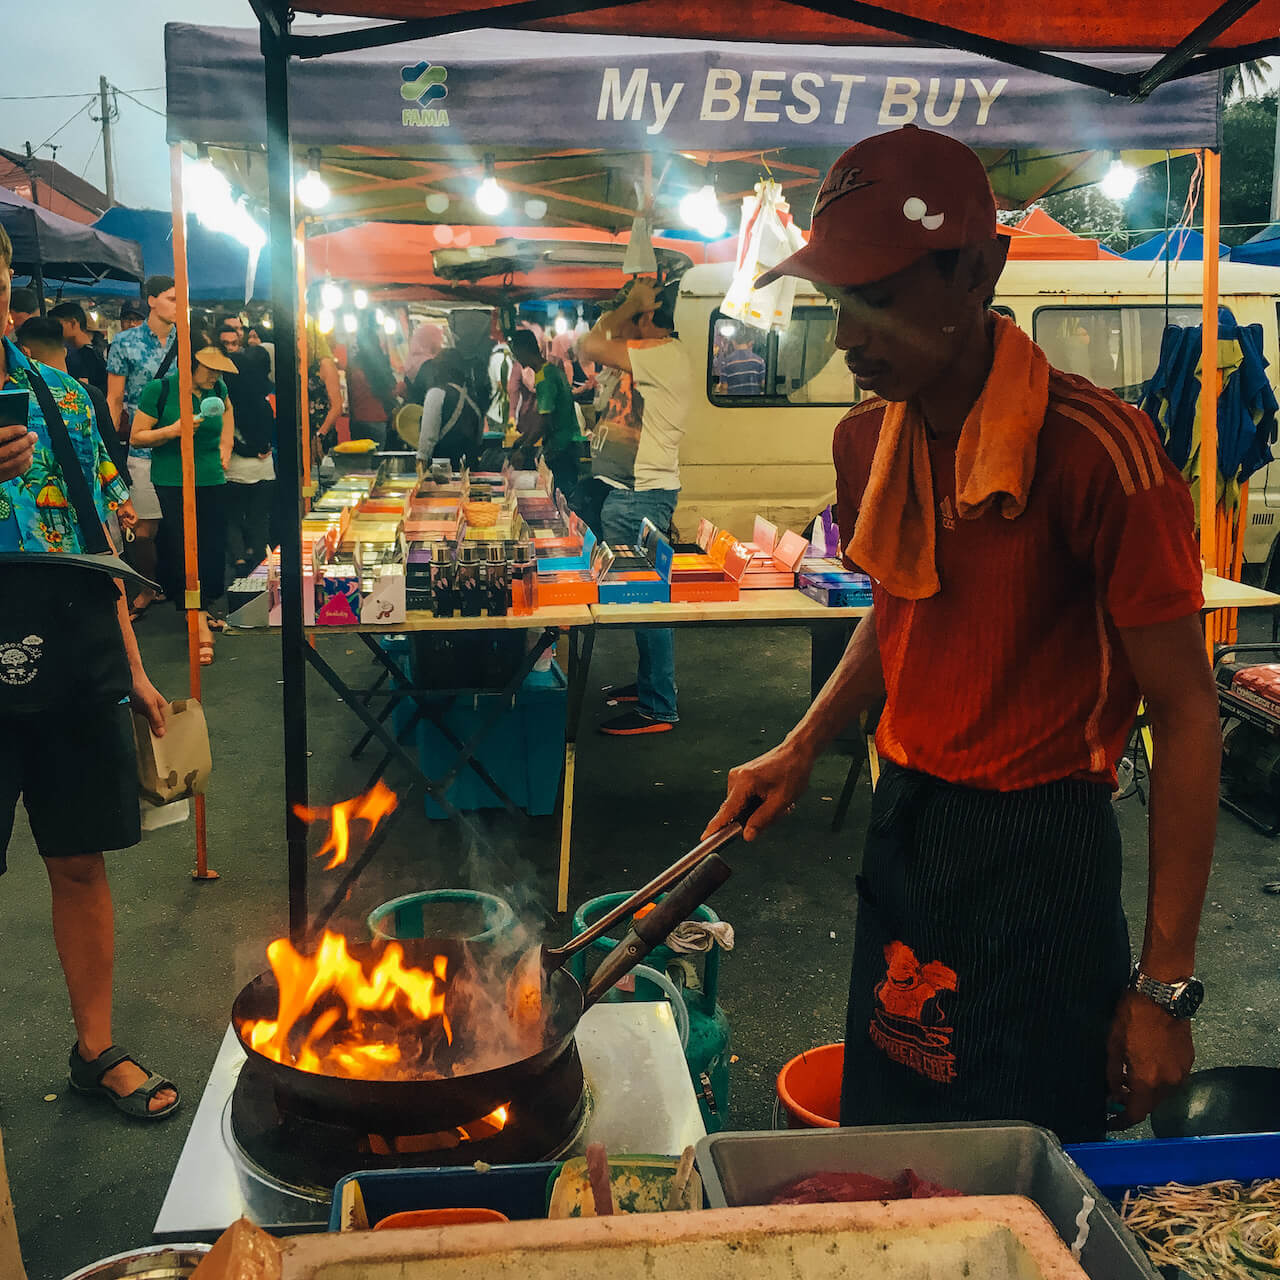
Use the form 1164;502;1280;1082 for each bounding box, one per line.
579;279;692;735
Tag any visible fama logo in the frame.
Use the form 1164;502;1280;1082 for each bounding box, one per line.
401;62;450;127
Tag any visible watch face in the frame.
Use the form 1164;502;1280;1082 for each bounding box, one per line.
1172;978;1205;1018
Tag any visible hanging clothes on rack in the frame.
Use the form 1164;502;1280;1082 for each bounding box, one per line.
1141;308;1278;515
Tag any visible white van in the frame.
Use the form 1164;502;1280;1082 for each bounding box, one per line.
672;259;1280;573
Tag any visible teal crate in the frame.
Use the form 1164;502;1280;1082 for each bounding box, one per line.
418;664;567;818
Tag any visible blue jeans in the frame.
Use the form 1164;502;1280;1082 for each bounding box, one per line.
601;487;679;723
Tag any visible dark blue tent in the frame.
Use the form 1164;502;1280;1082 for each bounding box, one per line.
1122;227;1227;261
1231;222;1280;268
52;207;270;302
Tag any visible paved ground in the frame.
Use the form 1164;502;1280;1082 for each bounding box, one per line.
3;604;1279;1278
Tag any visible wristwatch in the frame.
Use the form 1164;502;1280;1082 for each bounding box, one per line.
1129;965;1204;1019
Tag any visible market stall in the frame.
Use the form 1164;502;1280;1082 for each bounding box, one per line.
163;13;1229;939
26;0;1266;1276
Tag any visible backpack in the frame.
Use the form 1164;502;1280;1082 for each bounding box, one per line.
433;382;484;465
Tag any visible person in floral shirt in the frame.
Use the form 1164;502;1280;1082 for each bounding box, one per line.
0;339;129;553
0;224;179;1123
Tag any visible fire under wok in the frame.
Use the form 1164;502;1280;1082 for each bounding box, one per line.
232;848;735;1132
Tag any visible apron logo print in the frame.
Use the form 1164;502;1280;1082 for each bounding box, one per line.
868;940;958;1084
939;496;956;531
0;634;43;686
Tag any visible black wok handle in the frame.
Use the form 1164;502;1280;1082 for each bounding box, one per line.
548;800;758;970
583;854;732;1009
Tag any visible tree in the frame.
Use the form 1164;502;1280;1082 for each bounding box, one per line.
1037;187;1131;249
1224;60;1273;100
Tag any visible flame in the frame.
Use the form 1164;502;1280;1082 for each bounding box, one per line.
367;1103;511;1155
240;930;453;1079
294;781;399;870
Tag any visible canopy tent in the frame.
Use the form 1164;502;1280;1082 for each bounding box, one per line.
1123;227;1228;260
166;0;1256;935
80;207;273;302
168;25;1221;233
1002;206;1116;260
306;223;704;298
1231;222;1280;268
280;0;1277;100
0;187;143;305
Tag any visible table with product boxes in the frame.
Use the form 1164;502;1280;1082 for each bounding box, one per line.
228;458;865;910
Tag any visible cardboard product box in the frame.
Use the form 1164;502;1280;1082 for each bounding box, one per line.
598;568;669;605
536;542;613;607
797;568;873;608
667;545;749;602
133;697;212;805
535;525;595;572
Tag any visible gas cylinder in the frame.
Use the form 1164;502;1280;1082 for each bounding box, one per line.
572;892;732;1132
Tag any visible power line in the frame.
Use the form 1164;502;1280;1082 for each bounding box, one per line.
114;87;166;120
80;131;103;180
32;99;94;156
0;85;162;101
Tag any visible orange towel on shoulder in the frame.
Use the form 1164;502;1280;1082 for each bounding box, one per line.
848;314;1050;599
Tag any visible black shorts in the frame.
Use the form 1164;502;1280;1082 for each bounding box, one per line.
0;700;141;870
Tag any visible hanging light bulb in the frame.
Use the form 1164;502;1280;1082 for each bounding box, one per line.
321;280;344;311
296;148;331;211
554;315;570;336
353;288;370;310
475;153;508;217
184;151;232;231
382;316;398;337
1099;157;1138;202
679;184;727;238
342;312;358;334
374;306;386;324
317;309;335;335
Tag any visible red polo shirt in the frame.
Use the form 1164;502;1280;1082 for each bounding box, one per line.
834;368;1204;790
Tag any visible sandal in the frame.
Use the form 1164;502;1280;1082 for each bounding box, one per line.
199;641;215;666
68;1044;180;1121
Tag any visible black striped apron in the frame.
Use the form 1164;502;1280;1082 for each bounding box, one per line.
841;760;1131;1144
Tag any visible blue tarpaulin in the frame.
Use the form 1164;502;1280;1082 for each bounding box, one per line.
1122;228;1227;261
1231;222;1280;268
67;207;270;302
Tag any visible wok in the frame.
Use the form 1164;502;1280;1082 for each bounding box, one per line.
232;853;733;1132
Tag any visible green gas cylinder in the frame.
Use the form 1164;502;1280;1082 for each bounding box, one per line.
572;892;732;1132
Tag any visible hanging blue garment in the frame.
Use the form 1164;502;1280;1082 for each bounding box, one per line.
1140;308;1278;501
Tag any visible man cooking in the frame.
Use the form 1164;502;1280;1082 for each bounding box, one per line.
705;126;1219;1143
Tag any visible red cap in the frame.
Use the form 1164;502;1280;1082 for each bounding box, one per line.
756;126;997;290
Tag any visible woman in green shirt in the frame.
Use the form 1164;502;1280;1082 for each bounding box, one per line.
131;345;236;663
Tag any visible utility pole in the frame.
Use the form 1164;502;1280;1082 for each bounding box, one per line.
22;142;38;206
98;75;116;206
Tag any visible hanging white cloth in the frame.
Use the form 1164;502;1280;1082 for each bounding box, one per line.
720;181;805;333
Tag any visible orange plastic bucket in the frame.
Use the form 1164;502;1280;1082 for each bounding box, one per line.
776;1042;844;1128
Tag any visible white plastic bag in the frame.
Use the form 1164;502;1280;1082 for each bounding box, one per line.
719;181;805;333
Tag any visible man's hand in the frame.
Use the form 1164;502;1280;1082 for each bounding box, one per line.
0;422;36;483
625;279;658;316
1106;989;1194;1128
131;676;168;738
117;499;138;532
702;739;817;843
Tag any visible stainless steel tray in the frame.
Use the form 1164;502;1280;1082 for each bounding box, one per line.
695;1122;1155;1280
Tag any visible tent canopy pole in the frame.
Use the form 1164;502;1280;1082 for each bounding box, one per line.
1200;147;1221;620
168;143;217;881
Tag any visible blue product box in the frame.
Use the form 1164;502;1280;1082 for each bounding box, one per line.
598;571;671;605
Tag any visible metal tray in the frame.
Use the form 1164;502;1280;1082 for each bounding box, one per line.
695;1122;1155;1280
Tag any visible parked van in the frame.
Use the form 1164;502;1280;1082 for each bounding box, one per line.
671;259;1280;567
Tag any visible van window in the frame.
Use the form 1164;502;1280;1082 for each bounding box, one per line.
708;308;850;408
1033;306;1200;403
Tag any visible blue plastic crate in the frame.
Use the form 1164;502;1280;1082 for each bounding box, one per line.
1066;1131;1280;1198
417;663;567;819
329;1162;557;1231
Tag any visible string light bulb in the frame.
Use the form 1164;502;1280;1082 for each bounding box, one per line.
475;154;509;217
296;148;331;210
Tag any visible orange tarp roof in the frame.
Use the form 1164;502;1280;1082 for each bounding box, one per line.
293;0;1276;51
